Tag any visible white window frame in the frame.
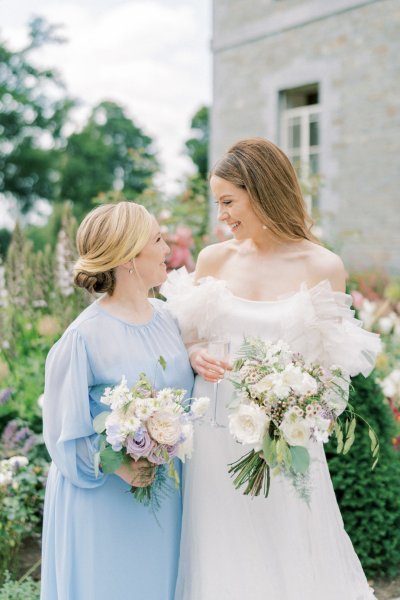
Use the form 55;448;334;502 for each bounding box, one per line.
281;103;321;213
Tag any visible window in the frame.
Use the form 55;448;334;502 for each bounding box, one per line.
280;84;320;213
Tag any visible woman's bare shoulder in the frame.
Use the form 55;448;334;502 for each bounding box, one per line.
302;242;347;292
195;240;236;279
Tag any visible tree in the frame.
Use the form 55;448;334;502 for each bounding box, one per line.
185;105;209;179
0;17;74;213
60;101;159;217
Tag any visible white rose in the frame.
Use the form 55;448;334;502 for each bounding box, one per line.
228;403;269;449
175;422;194;462
147;412;182;445
270;374;290;400
191;396;210;418
252;375;275;397
279;411;310;447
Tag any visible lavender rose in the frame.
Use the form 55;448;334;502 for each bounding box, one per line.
126;430;155;461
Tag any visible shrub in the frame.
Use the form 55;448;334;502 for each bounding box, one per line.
326;373;400;578
0;572;40;600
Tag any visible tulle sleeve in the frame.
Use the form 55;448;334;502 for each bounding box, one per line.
299;280;381;377
161;267;231;345
43;329;107;489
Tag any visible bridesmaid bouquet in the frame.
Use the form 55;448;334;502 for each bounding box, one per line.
93;357;209;509
227;337;379;502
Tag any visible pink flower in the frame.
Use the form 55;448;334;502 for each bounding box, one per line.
351;290;364;309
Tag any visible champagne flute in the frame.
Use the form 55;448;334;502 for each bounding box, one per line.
207;338;231;428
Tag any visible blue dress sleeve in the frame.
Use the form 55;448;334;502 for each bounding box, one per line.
43;329;107;489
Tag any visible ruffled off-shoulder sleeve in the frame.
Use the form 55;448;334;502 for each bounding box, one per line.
287;280;381;377
43;329;107;489
160;267;231;344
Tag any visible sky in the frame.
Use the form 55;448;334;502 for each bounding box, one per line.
0;0;212;226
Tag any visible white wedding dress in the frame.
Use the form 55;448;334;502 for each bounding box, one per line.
161;269;381;600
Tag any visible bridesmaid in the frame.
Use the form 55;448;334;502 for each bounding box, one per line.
40;202;194;600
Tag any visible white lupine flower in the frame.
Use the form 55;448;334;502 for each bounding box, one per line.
56;229;75;297
229;403;269;449
0;260;8;308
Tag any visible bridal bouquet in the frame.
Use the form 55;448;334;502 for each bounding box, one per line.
93;357;209;509
227;337;379;502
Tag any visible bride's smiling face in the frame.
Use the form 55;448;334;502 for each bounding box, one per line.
210;175;264;240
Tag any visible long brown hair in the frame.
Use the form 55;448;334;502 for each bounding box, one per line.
211;137;319;243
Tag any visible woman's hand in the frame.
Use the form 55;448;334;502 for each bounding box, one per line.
115;458;156;487
190;348;232;383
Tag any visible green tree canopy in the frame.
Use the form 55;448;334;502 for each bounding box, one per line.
185;105;209;179
60;101;159;217
0;17;74;213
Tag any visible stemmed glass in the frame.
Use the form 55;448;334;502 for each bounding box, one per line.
207;338;231;428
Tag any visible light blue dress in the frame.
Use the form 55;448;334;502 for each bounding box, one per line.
40;298;194;600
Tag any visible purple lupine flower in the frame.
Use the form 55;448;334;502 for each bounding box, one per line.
126;430;155;461
0;388;13;406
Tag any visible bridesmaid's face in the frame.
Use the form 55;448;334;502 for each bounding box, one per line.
210;175;263;240
135;219;170;288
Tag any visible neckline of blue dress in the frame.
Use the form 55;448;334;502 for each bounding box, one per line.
93;299;158;327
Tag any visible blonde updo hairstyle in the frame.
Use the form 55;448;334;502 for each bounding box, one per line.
73;202;153;295
211;137;318;243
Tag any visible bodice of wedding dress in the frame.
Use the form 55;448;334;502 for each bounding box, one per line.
161;267;381;379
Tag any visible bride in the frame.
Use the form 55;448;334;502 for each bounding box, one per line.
162;138;381;600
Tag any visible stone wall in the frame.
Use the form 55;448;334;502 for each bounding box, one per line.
211;0;400;273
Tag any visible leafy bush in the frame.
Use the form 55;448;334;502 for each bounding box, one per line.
326;373;400;578
0;572;40;600
0;452;48;579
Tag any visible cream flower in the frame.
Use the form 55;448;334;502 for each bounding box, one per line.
279;410;310;447
147;411;182;445
228;403;268;449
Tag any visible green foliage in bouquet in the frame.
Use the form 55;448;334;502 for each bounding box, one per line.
326;374;400;578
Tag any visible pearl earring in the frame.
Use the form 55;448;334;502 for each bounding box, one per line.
129;268;134;274
262;225;267;230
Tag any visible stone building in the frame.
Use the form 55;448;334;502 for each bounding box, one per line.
211;0;399;273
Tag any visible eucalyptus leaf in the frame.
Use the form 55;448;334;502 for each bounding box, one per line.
158;355;167;371
99;445;124;473
289;445;310;475
93;411;110;434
